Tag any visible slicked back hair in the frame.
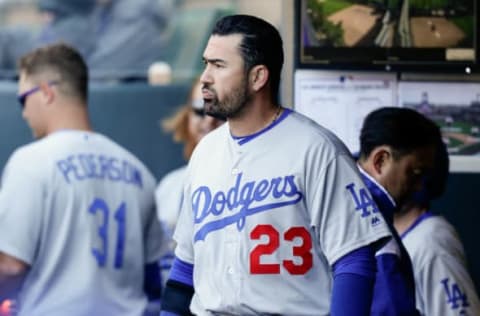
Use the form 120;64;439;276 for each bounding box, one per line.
211;14;284;105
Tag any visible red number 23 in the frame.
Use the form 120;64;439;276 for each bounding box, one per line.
250;224;313;275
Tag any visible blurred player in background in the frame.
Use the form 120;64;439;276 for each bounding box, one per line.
357;107;442;316
395;139;480;316
155;77;224;287
160;14;392;316
0;43;166;316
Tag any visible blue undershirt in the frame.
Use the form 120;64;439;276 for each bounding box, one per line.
331;246;376;315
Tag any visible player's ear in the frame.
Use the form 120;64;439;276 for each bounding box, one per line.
372;146;392;176
249;65;269;92
39;82;55;105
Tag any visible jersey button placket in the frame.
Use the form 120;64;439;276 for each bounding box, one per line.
231;150;242;175
224;237;239;307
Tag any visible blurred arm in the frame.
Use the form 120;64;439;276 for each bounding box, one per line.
0;252;28;301
160;257;194;316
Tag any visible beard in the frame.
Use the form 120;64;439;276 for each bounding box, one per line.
203;77;251;119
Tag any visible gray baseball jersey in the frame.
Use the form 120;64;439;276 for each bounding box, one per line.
174;109;391;315
0;130;165;316
155;165;187;287
402;214;480;316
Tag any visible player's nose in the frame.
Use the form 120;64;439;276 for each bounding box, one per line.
200;66;213;85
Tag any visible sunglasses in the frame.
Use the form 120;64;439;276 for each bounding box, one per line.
17;82;58;109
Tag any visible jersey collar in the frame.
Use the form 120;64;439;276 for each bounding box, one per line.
230;108;292;145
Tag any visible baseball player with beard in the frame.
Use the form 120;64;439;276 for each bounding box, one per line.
0;43;165;316
160;15;392;316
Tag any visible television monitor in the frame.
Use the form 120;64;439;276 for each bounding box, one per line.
296;0;477;72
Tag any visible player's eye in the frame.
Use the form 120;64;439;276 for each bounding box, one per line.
409;168;425;180
412;168;422;176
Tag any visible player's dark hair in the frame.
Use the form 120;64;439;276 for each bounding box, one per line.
359;107;441;160
18;42;88;104
211;14;284;105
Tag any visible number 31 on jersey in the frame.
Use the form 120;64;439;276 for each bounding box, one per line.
89;198;126;269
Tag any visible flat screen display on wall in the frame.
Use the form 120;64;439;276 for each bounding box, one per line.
296;0;477;72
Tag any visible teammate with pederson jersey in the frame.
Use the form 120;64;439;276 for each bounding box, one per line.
0;43;166;316
160;14;392;316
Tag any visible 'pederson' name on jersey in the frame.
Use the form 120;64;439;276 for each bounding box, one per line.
56;153;143;188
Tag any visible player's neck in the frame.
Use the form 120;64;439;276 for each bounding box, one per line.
47;105;92;135
393;205;426;235
228;98;281;137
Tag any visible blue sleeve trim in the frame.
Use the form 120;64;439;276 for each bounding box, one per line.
332;245;376;279
169;257;194;287
331;273;374;316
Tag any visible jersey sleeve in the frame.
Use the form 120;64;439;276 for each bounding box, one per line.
417;254;480;316
0;151;44;265
309;153;391;265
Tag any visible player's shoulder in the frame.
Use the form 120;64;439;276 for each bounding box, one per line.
95;132;157;185
404;215;464;264
6;135;53;166
426;216;465;254
158;165;188;184
156;165;187;194
286;109;352;155
410;216;457;243
1;135;65;181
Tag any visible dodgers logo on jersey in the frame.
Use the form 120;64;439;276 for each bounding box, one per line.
192;172;303;242
345;182;380;225
441;278;470;314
